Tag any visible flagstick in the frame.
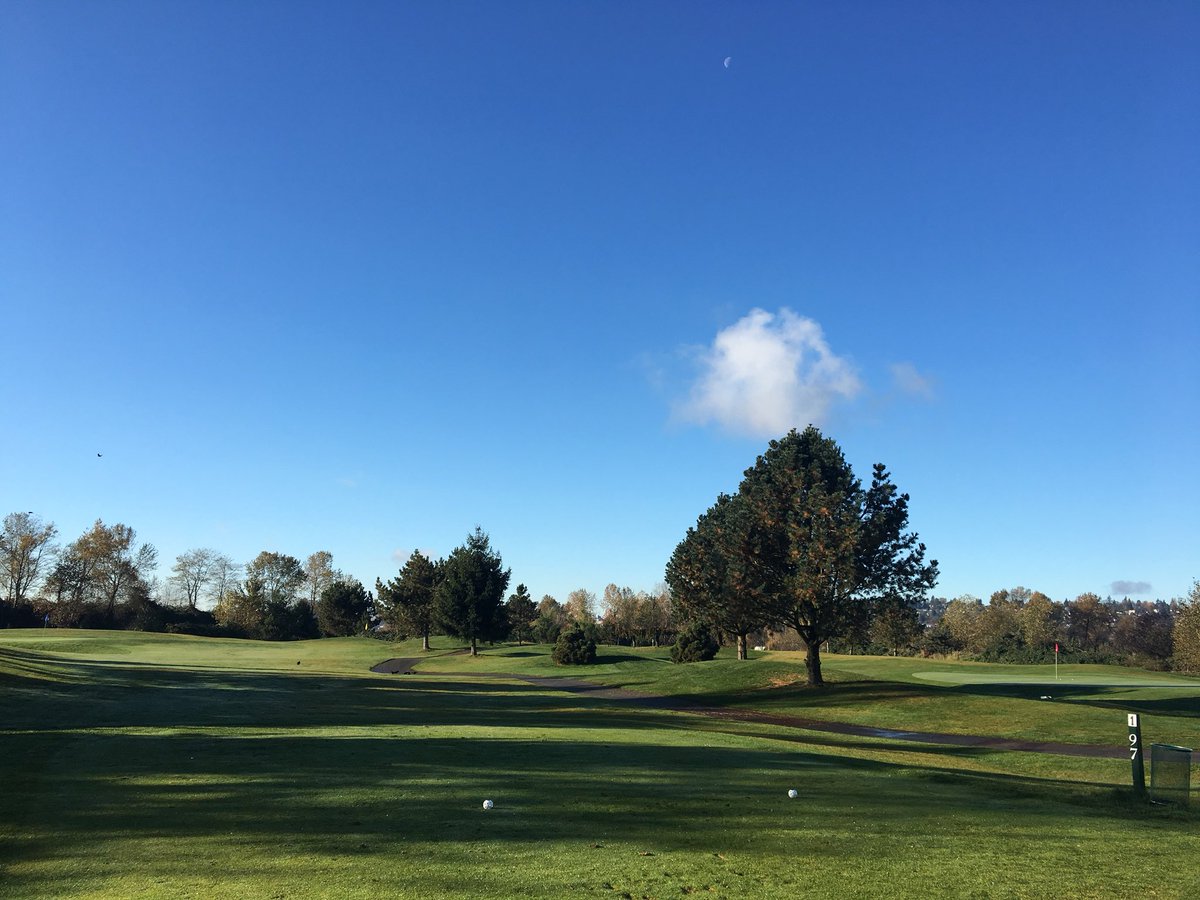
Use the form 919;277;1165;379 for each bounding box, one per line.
1055;643;1059;681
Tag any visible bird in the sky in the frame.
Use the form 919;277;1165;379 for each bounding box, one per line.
97;453;102;457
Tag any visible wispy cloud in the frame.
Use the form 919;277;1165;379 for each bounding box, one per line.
1111;580;1152;596
889;362;935;400
675;308;861;437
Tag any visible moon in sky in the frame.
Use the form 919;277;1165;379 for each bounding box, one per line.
723;56;731;68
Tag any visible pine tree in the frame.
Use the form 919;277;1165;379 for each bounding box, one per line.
377;550;442;650
736;427;937;685
665;492;776;660
505;584;537;644
316;579;372;637
435;527;511;656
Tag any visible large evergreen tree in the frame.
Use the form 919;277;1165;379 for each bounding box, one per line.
435;528;511;656
741;427;937;684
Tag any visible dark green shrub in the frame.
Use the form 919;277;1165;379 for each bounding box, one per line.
671;622;719;663
552;623;596;665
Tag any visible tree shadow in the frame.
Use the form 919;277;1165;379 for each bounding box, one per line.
930;681;1200;723
4;650;1198;897
591;652;667;666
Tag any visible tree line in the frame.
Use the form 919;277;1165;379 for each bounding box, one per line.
5;436;1197;676
0;513;376;639
374;537;673;654
863;586;1200;673
0;514;675;650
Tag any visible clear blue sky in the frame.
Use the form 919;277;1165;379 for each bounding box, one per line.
3;1;1197;607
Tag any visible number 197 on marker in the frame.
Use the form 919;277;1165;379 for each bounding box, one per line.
1127;713;1145;797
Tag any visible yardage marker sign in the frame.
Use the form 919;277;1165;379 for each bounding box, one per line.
1127;713;1145;798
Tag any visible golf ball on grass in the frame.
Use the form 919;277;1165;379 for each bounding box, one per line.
787;789;798;799
482;799;494;810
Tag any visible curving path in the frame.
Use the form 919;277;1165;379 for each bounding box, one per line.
369;659;1125;759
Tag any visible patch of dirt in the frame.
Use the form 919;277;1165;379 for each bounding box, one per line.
768;674;804;688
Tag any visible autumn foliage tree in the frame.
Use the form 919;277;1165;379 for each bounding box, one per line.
1172;581;1200;673
1066;592;1114;651
215;551;315;640
74;520;157;625
1020;591;1061;651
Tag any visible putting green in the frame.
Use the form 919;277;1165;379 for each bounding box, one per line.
913;670;1199;687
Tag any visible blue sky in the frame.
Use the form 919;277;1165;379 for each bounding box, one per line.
2;1;1197;607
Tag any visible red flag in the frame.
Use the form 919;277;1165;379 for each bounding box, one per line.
1054;642;1059;653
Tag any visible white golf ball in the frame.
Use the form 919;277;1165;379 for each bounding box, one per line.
787;789;798;799
482;799;494;810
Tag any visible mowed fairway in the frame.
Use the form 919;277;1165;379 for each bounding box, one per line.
2;631;1198;899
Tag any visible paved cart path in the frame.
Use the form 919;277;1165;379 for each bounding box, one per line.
369;658;1125;759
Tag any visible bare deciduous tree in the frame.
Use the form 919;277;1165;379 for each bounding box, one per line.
171;548;218;610
208;553;242;608
1;512;58;605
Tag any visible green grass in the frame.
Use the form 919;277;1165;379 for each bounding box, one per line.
419;642;1200;749
2;630;1198;898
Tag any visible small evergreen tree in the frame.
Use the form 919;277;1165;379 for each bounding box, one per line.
316;579;373;636
670;621;719;663
666;492;774;660
552;623;596;665
505;583;537;644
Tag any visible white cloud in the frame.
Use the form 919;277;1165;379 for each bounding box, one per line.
676;308;861;437
889;362;935;400
1111;580;1152;596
